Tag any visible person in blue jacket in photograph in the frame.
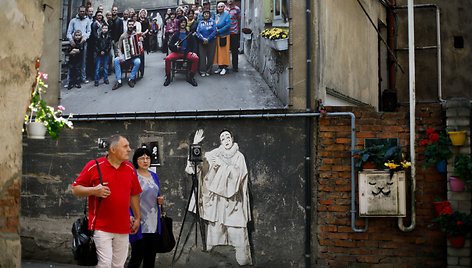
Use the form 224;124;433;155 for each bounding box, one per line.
196;10;217;76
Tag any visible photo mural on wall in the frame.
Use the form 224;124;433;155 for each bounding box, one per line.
184;129;252;266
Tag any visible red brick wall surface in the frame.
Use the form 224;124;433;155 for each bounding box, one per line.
0;179;20;234
316;104;447;267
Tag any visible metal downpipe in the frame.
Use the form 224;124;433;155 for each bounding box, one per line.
398;0;416;232
305;0;313;266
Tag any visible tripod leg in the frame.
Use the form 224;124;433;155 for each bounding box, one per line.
172;176;197;264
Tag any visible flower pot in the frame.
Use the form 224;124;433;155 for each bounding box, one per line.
361;161;377;170
26;122;47;139
449;236;466;248
448;131;467;146
270;38;288;51
435;159;447;173
242;33;252;40
449;176;466;192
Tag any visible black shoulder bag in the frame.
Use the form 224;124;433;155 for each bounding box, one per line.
155;204;176;253
72;160;103;266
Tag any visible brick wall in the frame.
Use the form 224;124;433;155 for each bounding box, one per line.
0;179;20;234
315;104;447;267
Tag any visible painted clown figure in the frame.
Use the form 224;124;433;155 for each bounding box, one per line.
185;129;252;266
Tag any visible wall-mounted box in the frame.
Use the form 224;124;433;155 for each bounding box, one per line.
359;170;406;217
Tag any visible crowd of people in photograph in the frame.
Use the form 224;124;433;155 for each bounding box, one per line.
65;0;241;91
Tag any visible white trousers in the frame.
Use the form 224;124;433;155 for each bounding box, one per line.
94;230;129;268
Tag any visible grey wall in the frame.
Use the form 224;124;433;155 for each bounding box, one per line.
395;0;472;102
21;118;307;267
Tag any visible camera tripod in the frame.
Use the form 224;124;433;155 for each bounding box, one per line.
172;159;207;264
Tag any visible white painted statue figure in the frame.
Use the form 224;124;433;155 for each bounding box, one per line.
185;129;252;266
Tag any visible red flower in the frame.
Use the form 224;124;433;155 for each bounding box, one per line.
440;206;453;215
457;221;463;226
427;128;435;135
429;133;440;143
421;139;429;146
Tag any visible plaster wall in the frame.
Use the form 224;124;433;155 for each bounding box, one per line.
21;118;307;267
317;0;386;108
395;0;472;101
0;1;45;267
113;0;178;11
242;0;290;107
40;0;61;107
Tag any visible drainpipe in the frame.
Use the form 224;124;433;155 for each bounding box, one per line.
387;0;395;91
288;0;293;106
398;0;416;232
305;0;313;266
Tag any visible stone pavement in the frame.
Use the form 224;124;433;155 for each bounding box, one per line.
60;51;284;115
22;261;82;267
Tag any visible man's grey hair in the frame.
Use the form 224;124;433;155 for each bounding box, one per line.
107;135;123;151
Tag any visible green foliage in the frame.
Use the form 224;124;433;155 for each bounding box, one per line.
25;72;73;139
354;144;388;170
422;129;452;169
429;211;472;237
453;154;472;191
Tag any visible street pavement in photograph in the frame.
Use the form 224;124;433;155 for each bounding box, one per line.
60;51;284;115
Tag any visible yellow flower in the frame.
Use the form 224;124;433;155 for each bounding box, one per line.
401;161;411;168
384;161;400;170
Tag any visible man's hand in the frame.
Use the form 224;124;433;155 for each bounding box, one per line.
119;55;124;63
157;196;164;205
81;38;86;44
70;40;76;46
203;38;208;44
101;51;105;55
94;183;111;198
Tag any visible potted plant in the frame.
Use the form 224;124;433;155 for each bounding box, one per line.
242;28;252;40
260;27;289;51
432;199;451;216
354;144;389;170
429;203;472;248
421;128;452;173
451;154;472;192
25;69;73;139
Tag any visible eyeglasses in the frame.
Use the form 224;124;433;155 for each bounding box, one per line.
137;157;151;162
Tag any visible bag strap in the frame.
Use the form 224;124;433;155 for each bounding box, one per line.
160;204;166;217
90;159;104;232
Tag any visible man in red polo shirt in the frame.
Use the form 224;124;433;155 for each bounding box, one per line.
72;135;142;267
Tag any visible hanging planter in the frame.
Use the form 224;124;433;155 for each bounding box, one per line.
269;38;288;51
448;131;467;146
435;159;447;173
241;28;252;40
260;28;289;51
449;236;466;248
449;176;466;192
26;121;47;139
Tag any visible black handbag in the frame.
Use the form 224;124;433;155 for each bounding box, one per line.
219;36;227;47
72;160;103;266
155;204;176;253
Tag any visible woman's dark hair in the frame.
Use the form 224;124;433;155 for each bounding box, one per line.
132;148;152;169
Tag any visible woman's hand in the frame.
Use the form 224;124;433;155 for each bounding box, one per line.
157;196;164;205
